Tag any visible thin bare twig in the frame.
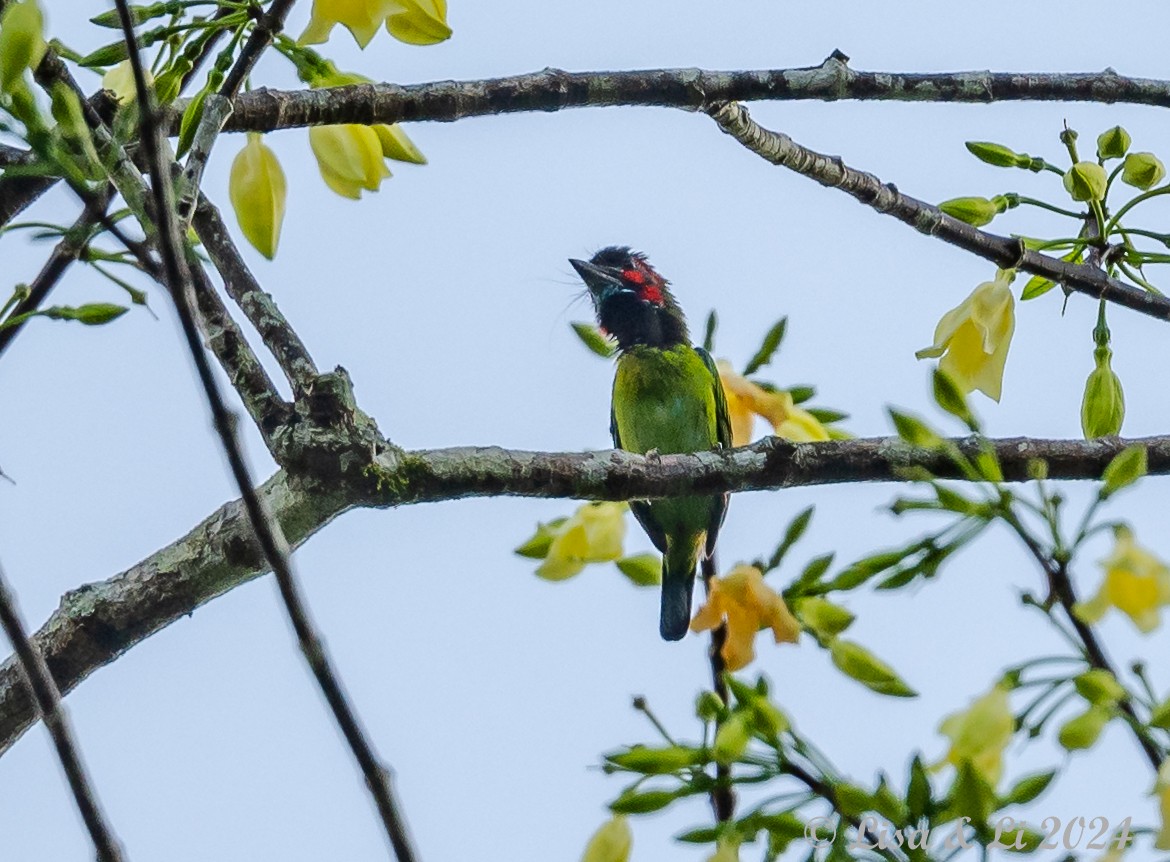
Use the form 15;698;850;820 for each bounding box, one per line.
0;190;110;357
700;554;735;823
706;100;1170;324
111;3;419;858
0;560;124;862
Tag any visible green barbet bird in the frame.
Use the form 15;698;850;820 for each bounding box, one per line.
570;247;731;641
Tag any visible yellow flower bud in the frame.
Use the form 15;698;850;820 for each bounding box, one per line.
101;59;151;104
385;0;452;45
580;815;632;862
1121;152;1166;190
229;133;287;260
1097;126;1131;160
706;840;741;862
1081;346;1125;439
0;0;45;93
374;123;427;164
1063;161;1108;202
938;196;1000;227
615;553;661;587
309;124;392;199
1057;705;1111;751
936;683;1013;786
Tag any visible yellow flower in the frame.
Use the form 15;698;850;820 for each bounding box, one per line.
935;683;1013;787
299;0;402;47
706;840;740;862
385;0;451;45
1155;758;1170;851
309;124;391;199
0;0;45;94
690;564;800;671
1075;528;1170;633
536;502;626;581
916;270;1015;402
100;60;147;104
229;133;287;260
716;361;829;446
580;815;632;862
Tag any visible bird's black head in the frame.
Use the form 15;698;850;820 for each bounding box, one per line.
569;247;689;351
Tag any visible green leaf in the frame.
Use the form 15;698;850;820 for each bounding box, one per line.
609;788;680;814
906;755;932;820
807;407;849;424
1101;445;1146;497
176;86;208;160
1150;697;1170;730
615;553;661;587
605;745;706;774
571;321;616;358
932;369;977;430
797;552;835;587
888;409;942;449
940;760;996;824
513;517;566;558
702;309;717;352
676;826;719;844
795;596;855;640
78;40;130;68
742;317;787;375
1021;247;1082;301
829;639;918;698
823;548;908;592
787;385;815;404
765;506;814;572
1003;770;1055;806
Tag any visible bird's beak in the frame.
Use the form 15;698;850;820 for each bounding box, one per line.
569;258;626;296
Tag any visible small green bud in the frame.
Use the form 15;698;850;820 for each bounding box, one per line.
695;691;725;722
1063;161;1108;202
829;639;917;698
1096;126;1131;160
1073;669;1125;706
78;39;131;68
1057;705;1111;751
0;0;46;93
795;596;855;640
747;698;789;738
1150;698;1170;730
1121;152;1166;190
43;303;128;325
90;3;170;28
1081;346;1125;439
712;712;752;764
965;141;1025;168
938;196;1000;227
608;789;677;814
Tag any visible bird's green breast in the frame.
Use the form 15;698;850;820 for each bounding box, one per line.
612;344;718;455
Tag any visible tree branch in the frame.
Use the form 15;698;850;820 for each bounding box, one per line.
3;431;1169;756
206;56;1170;134
706;100;1170;323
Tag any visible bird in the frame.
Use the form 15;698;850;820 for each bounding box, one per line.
569;247;731;641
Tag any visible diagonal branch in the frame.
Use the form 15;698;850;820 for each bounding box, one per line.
208;55;1170;134
0;561;124;862
2;431;1169;756
706;101;1170;323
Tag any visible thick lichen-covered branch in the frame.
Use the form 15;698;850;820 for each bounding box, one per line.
206;55;1170;133
707;100;1170;323
2;431;1168;756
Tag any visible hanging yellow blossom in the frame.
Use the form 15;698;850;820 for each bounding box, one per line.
308;124;391;199
101;59;152;104
385;0;452;45
1075;527;1170;633
299;0;403;48
229;133;287;260
916;270;1016;402
935;683;1014;787
580;815;632;862
690;564;800;670
715;361;830;446
535;502;627;581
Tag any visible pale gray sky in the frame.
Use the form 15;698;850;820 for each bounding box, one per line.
2;2;1169;860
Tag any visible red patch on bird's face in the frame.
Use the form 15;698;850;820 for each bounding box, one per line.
621;265;664;305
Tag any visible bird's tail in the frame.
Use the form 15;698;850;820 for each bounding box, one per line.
660;538;700;641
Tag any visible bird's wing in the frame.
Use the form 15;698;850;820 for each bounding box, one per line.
611;399;669;555
696;346;731;558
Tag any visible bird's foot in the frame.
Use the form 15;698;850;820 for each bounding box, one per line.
644;448;662;461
